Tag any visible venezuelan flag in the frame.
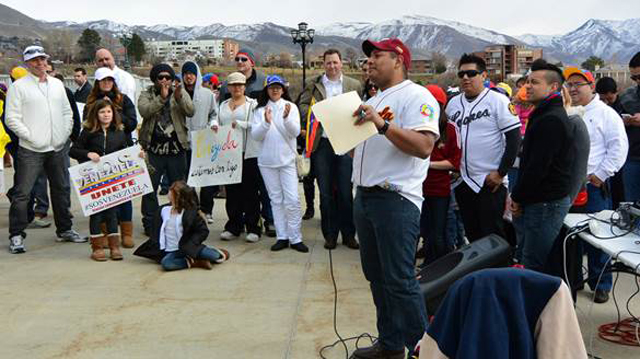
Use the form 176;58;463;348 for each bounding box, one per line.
305;97;319;157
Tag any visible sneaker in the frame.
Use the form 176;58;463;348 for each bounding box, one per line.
291;242;309;253
9;235;25;254
205;214;214;224
270;240;289;251
220;231;238;241
56;229;87;243
27;217;51;229
265;223;277;238
245;233;260;243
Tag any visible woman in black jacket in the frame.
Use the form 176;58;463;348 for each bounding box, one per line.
83;67;138;248
71;99;130;261
134;180;230;271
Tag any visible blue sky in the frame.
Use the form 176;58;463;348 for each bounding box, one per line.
2;0;639;35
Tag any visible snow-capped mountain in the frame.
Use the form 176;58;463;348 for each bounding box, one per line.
2;1;639;63
517;19;640;63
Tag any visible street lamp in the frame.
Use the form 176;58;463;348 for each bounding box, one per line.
117;31;133;71
290;22;314;90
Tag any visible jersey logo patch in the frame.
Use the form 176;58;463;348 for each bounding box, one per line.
509;103;517;116
378;106;395;121
420;104;436;119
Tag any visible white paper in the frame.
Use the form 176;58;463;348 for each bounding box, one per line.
187;125;243;187
311;91;377;154
69;145;153;217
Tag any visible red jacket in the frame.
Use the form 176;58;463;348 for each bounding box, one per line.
423;123;461;197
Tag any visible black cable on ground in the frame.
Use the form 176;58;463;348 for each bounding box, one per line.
319;248;376;359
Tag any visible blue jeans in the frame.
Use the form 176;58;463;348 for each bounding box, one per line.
161;246;221;271
623;160;640;202
116;201;133;222
9;147;73;238
27;170;50;222
313;138;355;241
420;195;453;265
353;188;428;352
582;183;613;292
513;196;571;271
445;192;466;248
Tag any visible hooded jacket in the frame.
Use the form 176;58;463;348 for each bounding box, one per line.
5;73;73;153
181;61;218;132
138;82;194;152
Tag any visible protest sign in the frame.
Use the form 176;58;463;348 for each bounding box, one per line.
187;125;243;187
69;145;152;216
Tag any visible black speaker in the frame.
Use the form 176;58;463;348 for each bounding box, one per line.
418;234;512;315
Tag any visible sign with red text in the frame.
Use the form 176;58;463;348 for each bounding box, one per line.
69;145;153;216
187;125;243;187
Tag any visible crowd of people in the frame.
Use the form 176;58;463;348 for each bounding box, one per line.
1;38;640;359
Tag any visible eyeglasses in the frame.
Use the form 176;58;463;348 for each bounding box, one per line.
156;75;173;81
631;74;640;81
564;82;591;89
235;57;249;63
457;70;481;79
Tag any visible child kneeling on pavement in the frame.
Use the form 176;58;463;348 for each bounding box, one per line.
134;180;230;270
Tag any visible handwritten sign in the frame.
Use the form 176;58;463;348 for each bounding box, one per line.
187;125;243;187
69;145;153;216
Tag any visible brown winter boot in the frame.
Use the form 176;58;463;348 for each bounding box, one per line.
120;222;134;248
108;234;123;260
187;257;213;270
90;236;107;262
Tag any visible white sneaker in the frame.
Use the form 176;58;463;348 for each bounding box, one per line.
205;214;214;224
245;233;260;243
220;231;238;241
9;235;25;254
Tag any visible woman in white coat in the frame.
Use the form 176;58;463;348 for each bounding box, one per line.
218;72;262;243
251;75;308;253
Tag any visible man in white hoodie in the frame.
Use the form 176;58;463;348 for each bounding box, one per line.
181;61;219;222
5;45;83;253
564;67;629;304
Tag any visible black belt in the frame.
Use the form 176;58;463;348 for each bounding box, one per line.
358;186;388;193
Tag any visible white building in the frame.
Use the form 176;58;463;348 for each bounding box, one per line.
148;39;224;61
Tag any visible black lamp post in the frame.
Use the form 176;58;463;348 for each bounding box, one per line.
290;22;314;89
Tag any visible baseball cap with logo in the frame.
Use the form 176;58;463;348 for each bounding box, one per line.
23;45;50;62
266;75;286;87
362;38;412;70
94;67;116;81
563;67;595;83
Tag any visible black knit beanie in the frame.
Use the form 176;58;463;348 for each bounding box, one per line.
150;63;175;82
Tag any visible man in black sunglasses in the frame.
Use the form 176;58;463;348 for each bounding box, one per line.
219;48;276;237
446;53;521;243
138;64;195;236
619;51;640;205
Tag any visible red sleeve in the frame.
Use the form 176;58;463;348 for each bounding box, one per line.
444;123;461;170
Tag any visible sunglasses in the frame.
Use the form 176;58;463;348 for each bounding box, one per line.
235;57;249;63
457;70;482;79
24;47;45;56
631;74;640;81
157;75;173;81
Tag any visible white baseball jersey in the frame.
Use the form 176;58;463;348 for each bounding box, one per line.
446;88;520;193
352;80;440;210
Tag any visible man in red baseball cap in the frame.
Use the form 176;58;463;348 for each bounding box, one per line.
351;37;439;359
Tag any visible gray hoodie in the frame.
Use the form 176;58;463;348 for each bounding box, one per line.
181;61;218;132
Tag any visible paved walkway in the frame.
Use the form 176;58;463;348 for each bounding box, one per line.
0;168;638;358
